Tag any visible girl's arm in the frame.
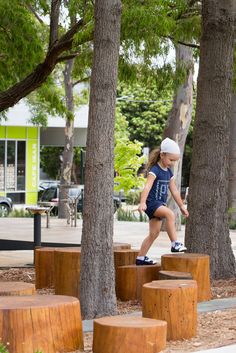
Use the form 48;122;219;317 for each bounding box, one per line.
169;178;189;218
138;174;156;212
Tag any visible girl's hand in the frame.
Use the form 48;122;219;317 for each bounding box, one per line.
180;205;189;218
138;202;147;212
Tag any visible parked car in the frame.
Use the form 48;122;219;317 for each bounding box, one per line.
0;196;13;217
38;185;121;215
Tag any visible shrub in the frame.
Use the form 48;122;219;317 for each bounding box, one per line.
125;190;141;205
117;208;148;222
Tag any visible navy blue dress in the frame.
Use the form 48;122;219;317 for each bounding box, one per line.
145;164;173;219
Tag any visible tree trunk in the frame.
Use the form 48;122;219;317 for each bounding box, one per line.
228;94;236;223
163;44;193;230
58;59;75;218
185;1;236;279
80;0;122;318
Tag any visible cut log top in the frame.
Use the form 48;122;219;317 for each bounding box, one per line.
158;270;192;278
35;247;55;252
0;281;35;296
162;253;209;259
144;279;197;289
0;295;79;309
94;316;167;328
113;249;138;253
113;242;131;249
118;263;161;269
0;282;35;291
54;247;81;253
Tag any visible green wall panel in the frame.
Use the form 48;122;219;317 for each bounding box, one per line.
7;127;27;139
26;139;38;193
28;127;38;139
0;126;6;138
26;192;38;205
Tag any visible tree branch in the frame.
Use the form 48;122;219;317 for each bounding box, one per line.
73;76;90;87
56;52;80;63
26;4;44;24
0;19;84;112
167;36;200;49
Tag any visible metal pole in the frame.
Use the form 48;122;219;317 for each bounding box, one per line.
34;213;42;247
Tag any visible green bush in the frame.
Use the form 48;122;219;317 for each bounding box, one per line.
0;344;9;353
117;208;148;222
125;190;141;205
8;208;33;218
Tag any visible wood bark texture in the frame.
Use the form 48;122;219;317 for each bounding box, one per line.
228;94;236;223
142;280;197;340
0;282;35;296
80;0;122;318
35;247;55;289
93;316;167;353
0;295;84;353
161;253;211;302
59;58;75;218
54;248;81;297
185;0;236;278
163;44;193;230
116;264;161;301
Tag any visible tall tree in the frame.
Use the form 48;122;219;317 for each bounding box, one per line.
80;0;122;318
163;44;193;230
185;0;236;279
228;94;236;224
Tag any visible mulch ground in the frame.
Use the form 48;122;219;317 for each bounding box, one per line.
0;267;236;352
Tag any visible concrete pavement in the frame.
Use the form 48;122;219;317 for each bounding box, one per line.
1;216;236;266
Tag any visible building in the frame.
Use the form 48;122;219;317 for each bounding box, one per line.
0;101;88;205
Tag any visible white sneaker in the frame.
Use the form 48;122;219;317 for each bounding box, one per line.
171;242;187;253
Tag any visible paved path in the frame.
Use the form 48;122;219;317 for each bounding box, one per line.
1;217;236;266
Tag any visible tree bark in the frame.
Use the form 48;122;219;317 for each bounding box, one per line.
80;0;122;319
58;59;75;218
163;44;193;230
185;0;236;279
228;94;236;223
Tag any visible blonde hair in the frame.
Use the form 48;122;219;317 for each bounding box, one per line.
146;148;161;172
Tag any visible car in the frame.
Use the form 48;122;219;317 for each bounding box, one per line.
0;196;13;217
38;185;121;215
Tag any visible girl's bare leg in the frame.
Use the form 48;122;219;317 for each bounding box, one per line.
138;218;162;256
153;206;177;242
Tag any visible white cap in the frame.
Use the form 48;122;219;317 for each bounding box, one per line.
160;138;180;155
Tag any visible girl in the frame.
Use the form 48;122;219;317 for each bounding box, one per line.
136;137;189;265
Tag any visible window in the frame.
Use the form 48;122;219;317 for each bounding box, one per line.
0;140;26;192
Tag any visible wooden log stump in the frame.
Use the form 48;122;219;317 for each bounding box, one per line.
142;280;197;341
158;270;192;280
113;242;131;250
161;253;211;302
0;282;35;296
116;263;161;301
93;315;167;353
35;247;55;289
54;248;81;297
0;295;83;353
114;249;139;269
